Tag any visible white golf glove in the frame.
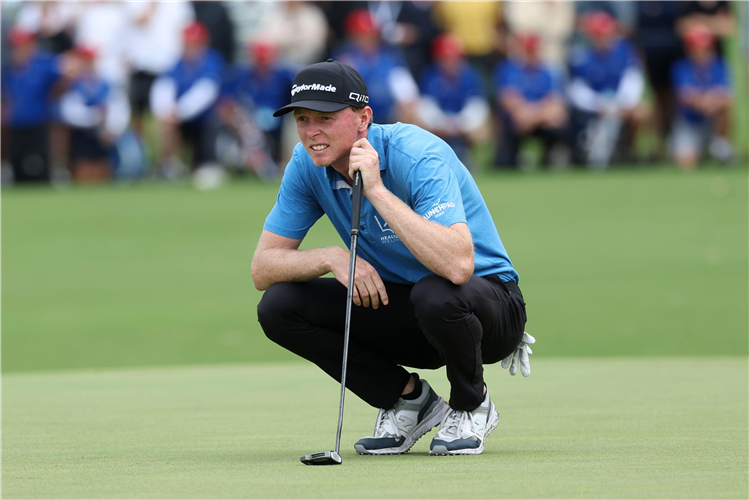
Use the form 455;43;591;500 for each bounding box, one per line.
501;332;535;377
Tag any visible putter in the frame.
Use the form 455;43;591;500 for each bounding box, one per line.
300;170;363;466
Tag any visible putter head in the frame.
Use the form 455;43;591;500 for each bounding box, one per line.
300;450;342;466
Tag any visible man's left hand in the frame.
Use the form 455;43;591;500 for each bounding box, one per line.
349;138;382;196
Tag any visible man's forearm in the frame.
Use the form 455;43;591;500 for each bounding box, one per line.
251;246;339;290
366;186;474;284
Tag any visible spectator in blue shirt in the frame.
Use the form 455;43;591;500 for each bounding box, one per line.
2;28;67;183
217;40;295;178
493;32;568;169
333;9;420;125
59;46;131;183
670;23;732;169
150;21;225;181
568;11;650;167
417;33;490;170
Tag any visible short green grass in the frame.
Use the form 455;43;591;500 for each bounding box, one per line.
2;167;747;373
2;358;747;499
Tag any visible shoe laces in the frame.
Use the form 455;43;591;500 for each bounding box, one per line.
372;408;402;439
437;408;481;440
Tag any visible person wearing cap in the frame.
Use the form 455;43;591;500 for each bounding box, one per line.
416;33;490;170
568;11;649;168
253;60;533;456
217;39;296;176
670;23;733;169
59;46;131;183
2;27;73;183
493;32;569;169
332;9;420;125
149;21;225;180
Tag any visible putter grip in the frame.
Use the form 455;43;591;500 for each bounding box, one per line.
351;171;363;235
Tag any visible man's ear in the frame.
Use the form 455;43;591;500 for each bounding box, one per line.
358;106;373;131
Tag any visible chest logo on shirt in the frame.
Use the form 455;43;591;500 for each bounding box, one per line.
374;215;400;244
422;199;456;220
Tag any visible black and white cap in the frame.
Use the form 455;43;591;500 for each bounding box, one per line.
273;59;369;117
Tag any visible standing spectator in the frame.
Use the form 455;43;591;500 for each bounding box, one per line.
368;1;442;79
257;1;329;67
218;40;295;177
503;1;576;70
670;24;732;169
494;33;568;169
417;33;490;170
150;22;225;180
73;1;129;87
14;1;77;54
59;46;130;183
2;28;71;183
678;1;735;56
432;1;505;82
124;1;194;138
634;1;689;160
333;9;419;125
191;1;236;65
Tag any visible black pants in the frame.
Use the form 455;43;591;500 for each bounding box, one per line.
495;119;567;169
257;274;526;412
9;125;50;183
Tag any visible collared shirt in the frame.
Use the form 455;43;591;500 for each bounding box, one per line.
2;51;61;127
569;38;641;94
494;58;562;103
419;62;485;114
263;122;518;285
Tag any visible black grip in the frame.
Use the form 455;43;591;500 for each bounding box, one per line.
351;171;363;235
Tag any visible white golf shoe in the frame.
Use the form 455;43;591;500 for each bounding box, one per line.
429;390;499;455
355;378;448;455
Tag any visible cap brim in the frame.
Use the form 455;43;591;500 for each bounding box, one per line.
273;100;350;117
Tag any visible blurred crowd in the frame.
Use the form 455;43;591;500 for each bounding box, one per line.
1;1;746;187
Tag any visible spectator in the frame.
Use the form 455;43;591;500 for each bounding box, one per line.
494;33;568;169
678;1;735;56
417;33;489;170
150;21;225;180
218;40;295;177
73;1;128;87
191;1;236;65
59;46;130;183
368;1;442;79
670;23;732;169
432;1;506;81
2;28;71;183
333;9;419;125
14;1;77;54
257;1;329;67
503;1;575;69
634;1;689;160
568;11;649;167
123;1;194;138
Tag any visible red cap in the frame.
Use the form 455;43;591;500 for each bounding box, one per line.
344;9;379;37
8;27;36;47
683;23;714;51
582;11;617;39
183;21;209;44
250;40;277;66
73;45;97;61
516;32;541;57
431;33;464;60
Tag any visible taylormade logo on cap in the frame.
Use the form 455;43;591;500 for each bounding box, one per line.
291;83;337;96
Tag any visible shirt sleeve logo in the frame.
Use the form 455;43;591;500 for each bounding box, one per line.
422;199;456;220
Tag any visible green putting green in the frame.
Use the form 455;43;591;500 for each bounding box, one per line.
3;359;747;498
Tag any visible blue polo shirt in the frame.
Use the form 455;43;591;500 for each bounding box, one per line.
569;38;641;94
2;50;62;127
494;58;562;103
671;56;730;124
165;48;225;122
223;64;296;131
264;123;518;285
419;62;485;114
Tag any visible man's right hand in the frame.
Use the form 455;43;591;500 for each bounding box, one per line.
328;246;389;309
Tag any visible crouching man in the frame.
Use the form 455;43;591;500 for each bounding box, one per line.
252;60;533;456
